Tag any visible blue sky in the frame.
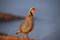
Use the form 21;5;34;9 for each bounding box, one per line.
0;0;60;40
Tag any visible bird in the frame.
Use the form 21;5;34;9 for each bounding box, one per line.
16;7;36;38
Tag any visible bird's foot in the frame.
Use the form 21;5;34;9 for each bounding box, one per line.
24;36;28;38
23;36;29;40
24;34;29;38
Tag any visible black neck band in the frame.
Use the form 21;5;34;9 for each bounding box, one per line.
30;11;33;16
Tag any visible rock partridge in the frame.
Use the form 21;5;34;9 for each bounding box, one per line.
16;7;36;38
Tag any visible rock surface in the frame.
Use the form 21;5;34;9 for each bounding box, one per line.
0;36;33;40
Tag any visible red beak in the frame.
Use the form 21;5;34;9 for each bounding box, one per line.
32;8;36;11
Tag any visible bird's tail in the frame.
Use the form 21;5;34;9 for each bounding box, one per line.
16;30;22;34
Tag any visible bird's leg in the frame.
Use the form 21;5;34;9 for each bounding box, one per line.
24;33;29;38
24;33;29;40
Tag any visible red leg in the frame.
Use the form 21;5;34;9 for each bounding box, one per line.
24;33;29;38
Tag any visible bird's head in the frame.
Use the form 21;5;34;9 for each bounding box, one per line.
29;7;36;15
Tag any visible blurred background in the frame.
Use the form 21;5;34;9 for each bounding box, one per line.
0;0;60;40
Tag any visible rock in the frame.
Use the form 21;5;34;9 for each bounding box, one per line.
0;36;33;40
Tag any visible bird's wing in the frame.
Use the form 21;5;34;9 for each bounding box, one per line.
18;19;25;30
17;19;34;33
24;20;34;32
21;20;34;33
16;19;25;33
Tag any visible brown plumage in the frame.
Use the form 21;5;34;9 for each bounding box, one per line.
16;8;36;38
